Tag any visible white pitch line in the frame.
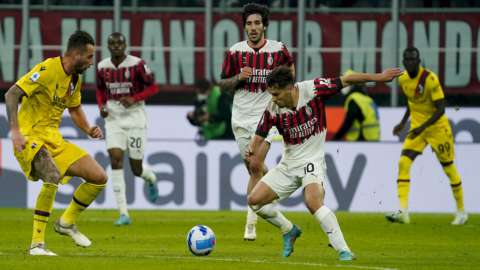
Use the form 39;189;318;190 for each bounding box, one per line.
72;253;398;270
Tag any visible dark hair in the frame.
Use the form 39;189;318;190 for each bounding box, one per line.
403;46;420;59
266;66;294;89
67;30;95;52
242;3;269;27
195;78;212;94
108;32;126;43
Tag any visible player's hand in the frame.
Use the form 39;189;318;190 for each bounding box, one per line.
88;126;103;139
408;126;424;139
379;68;403;82
100;106;108;118
244;145;254;163
238;67;253;81
392;123;405;136
119;96;135;108
11;129;26;152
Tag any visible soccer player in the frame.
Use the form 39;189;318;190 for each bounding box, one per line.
96;32;159;226
385;47;468;225
5;30;107;256
247;66;402;260
219;3;295;241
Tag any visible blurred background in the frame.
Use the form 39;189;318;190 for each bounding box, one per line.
0;0;479;212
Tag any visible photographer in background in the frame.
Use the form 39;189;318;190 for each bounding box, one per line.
187;79;234;140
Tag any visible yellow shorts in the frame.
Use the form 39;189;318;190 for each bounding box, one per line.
402;122;455;163
14;136;88;184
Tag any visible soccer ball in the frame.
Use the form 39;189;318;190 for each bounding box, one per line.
186;225;216;256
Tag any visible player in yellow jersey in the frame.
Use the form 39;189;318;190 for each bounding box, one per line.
4;30;108;256
385;47;467;225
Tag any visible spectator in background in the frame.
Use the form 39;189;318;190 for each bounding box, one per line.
187;79;234;140
333;70;380;141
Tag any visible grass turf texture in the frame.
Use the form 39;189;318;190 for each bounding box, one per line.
0;209;479;270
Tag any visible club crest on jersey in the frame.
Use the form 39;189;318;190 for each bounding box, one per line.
68;82;76;95
124;68;130;79
267;54;274;66
29;72;40;82
305;105;313;117
415;85;424;96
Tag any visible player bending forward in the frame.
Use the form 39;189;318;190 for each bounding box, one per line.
246;66;402;260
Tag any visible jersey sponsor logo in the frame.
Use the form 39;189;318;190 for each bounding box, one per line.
29;72;40;82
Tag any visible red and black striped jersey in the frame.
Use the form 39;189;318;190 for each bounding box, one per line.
255;77;342;167
96;55;158;108
221;39;294;129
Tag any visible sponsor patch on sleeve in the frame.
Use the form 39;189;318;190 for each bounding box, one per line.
29;72;40;82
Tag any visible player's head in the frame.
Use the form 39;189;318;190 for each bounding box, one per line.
242;3;269;44
66;30;95;74
403;46;421;74
194;78;212;95
108;32;127;58
266;65;295;108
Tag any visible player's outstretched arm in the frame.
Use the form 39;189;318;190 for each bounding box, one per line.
68;105;103;139
340;68;403;87
5;85;27;152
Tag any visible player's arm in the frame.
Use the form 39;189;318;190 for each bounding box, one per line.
333;101;363;141
68;105;103;139
393;105;410;136
340;68;402;87
4;85;27;151
96;68;108;118
218;50;252;92
408;99;445;139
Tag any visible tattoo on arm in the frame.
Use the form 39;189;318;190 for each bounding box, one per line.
218;75;239;92
5;85;25;130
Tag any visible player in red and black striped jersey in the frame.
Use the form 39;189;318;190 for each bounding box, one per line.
246;66;401;260
96;32;159;226
219;2;295;241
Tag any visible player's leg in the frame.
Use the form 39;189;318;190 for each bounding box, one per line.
244;139;270;240
127;127;158;203
108;148;131;225
106;121;131;225
303;182;353;261
429;129;467;225
248;166;299;257
54;154;107;247
29;147;61;256
386;135;425;224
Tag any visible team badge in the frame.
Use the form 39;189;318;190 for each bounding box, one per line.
305;105;313;117
267;53;274;66
29;72;40;82
124;68;130;79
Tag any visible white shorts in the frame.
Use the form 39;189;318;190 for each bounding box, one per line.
261;160;326;201
233;125;279;159
105;121;147;160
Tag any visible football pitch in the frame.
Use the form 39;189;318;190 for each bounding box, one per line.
0;209;478;270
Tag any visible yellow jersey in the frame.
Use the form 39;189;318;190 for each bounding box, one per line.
398;66;448;129
16;57;82;144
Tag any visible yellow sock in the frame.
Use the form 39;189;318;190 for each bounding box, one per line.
443;163;465;212
32;183;58;245
397;155;413;210
61;182;105;225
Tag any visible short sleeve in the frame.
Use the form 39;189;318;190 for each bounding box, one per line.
15;63;50;96
281;44;294;66
313;77;343;98
429;74;444;101
255;109;276;138
221;50;237;79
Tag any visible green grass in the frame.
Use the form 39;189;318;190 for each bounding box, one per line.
0;209;479;270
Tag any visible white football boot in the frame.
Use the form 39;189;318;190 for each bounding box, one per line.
54;219;91;247
451;211;468;225
29;243;57;256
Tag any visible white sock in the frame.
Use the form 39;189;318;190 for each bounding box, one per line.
246;206;258;225
111;169;128;216
141;165;156;184
314;206;350;252
255;203;293;234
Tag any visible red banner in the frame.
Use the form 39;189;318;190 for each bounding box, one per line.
0;10;478;94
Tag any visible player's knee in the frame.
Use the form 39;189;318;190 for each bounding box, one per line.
110;158;123;169
90;169;108;185
247;193;261;206
43;170;61;184
131;166;143;177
